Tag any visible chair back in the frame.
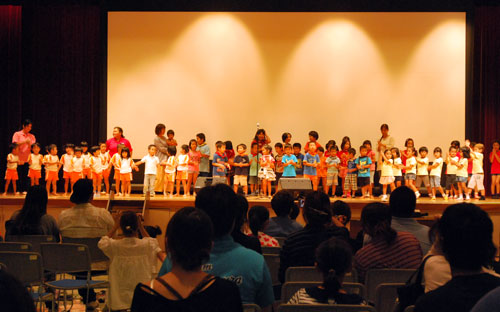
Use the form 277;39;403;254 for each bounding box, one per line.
0;251;44;286
365;269;415;301
263;253;280;286
262;246;280;255
243;303;262;312
285;266;322;282
0;242;32;252
281;282;366;303
5;235;55;253
375;283;405;312
40;243;92;274
278;304;376;312
61;237;108;263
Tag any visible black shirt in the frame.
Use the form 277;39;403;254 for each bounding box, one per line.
234;155;250;176
232;231;262;254
415;273;500;312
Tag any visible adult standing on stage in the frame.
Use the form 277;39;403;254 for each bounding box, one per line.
153;123;168;192
251;129;271;152
106;126;133;157
376;124;395;181
12;119;36;195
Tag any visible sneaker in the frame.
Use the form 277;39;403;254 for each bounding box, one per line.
444;195;449;201
22;191;27;195
94;193;101;198
465;194;471;200
431;196;436;200
346;193;351;198
453;195;458;199
381;195;388;202
415;191;421;199
457;195;463;201
150;192;155;197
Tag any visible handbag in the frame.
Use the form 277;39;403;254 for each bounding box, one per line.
397;255;433;312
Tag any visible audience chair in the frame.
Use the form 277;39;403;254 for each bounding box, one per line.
40;243;108;310
277;304;376;312
5;235;55;253
375;283;405;312
243;303;263;312
263;253;281;286
0;241;32;252
262;246;281;255
285;266;356;283
61;237;109;272
281;281;366;303
0;251;54;310
365;269;415;302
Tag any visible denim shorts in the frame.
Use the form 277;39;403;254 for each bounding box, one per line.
456;176;468;183
405;173;416;181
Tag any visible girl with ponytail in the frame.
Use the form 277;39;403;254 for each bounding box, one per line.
288;237;366;305
248;205;279;247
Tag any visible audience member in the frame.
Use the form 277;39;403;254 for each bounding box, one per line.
231;194;262;254
354;203;422;282
98;211;163;311
131;206;243;312
5;185;60;241
264;190;303;237
389;186;431;254
0;265;36;312
415;203;500;312
288;237;366;305
249;205;279;247
158;184;274;311
331;200;362;252
279;191;349;284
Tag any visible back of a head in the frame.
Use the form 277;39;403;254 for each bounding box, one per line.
0;266;36;312
248;205;270;237
389;186;416;218
271;190;294;217
232;194;249;234
304;191;331;228
70;179;93;204
195;184;237;237
361;203;396;245
120;211;138;236
331;200;352;224
14;186;48;233
316;237;353;295
439;203;496;272
166;207;214;271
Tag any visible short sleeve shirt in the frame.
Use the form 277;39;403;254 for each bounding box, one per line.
141;155;159;175
472;152;484;174
326;156;340;174
12;130;36;162
275;154;284;173
234;155;250;176
249;153;261;177
212;153;228;176
430;158;443;177
294;153;304;175
406;157;417;174
303;153;320;176
282;154;297;177
355;156;372;177
197;143;211;173
417;157;429;175
393;158;403;176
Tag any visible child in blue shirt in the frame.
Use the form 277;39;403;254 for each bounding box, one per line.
212;141;230;177
282;144;297;178
344;148;358;198
303;142;320;191
355;145;372;198
293;143;304;178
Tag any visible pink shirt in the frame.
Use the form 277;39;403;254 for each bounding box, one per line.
188;150;201;172
12;130;36;163
106;137;132;157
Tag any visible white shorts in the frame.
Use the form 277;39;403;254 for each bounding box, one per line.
234;175;248;186
379;176;395;185
258;168;276;181
468;174;485;191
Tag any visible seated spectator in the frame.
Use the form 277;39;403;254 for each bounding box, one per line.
131;206;243;312
389;186;431;254
289;201;300;221
415;203;500;312
264;190;303;237
288;237;366;305
471;286;500;312
5;185;60;241
354;203;422;282
331;200;362;252
231;194;262;254
0;265;36;312
279;191;349;284
158;184;274;311
58;179;114;310
98;211;163;311
248;205;279;247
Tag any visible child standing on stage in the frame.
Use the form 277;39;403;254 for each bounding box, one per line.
60;143;74;195
391;148;403;187
317;147;328;194
175;145;189;197
71;147;85;188
80;142;91;179
380;149;396;202
196;133;210;177
166;129;177;147
233;143;250;195
111;143;125;195
428;147;447;200
43;144;60;196
4;143;20;195
401;138;415;176
274;143;285;184
415;147;432;197
364;140;376;197
456;147;470;200
303;142;320;191
259;145;276;197
338;137;351;192
100;142;111;194
249;142;261;195
445;146;459;199
135;145;160;197
344;148;358;198
356;145;372;198
90;146;103;197
28;143;43;186
118;147;134;197
212;141;230;178
490;140;500;198
162;146;177;197
293;143;304;178
468;143;486;200
282;143;297;178
326;145;340;197
402;147;420;198
304;131;321;153
187;139;201;196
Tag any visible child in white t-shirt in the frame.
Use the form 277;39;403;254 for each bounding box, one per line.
380;149;396;202
415;147;432;197
468;143;486;200
162;146;177;197
445;146;459;199
456;147;470;200
391;148;403;187
175;145;190;197
135;145;160;197
90;146;103;197
402;147;420;198
428;147;447;200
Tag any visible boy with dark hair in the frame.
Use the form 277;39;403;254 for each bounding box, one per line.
196;133;210;177
293;143;304;178
212;141;230;177
355;145;372;198
265;190;303;237
344;148;358;198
